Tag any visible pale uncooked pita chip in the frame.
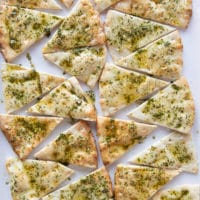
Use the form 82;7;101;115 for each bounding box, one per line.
1;63;65;113
99;63;168;116
97;116;157;165
28;77;96;121
0;114;63;159
113;0;192;29
131;132;198;173
116;31;183;80
6;158;74;200
128;77;195;134
35;121;98;168
115;164;181;200
0;5;62;61
42;167;113;200
44;46;106;88
105;10;175;61
43;0;105;53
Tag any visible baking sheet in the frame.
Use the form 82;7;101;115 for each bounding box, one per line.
0;0;200;199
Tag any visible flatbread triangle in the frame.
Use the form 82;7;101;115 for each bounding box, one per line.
128;77;195;134
1;63;65;113
99;63;169;116
0;0;61;9
43;46;106;88
113;0;192;29
42;167;113;200
6;158;74;200
0;114;63;159
115;164;181;200
28;77;96;121
35;121;98;168
0;5;62;61
93;0;120;12
105;10;176;61
42;0;105;53
152;184;200;200
131;132;199;173
115;31;183;80
97;116;157;165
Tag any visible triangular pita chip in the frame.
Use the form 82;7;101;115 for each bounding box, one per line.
42;0;105;53
59;0;73;8
93;0;120;12
113;0;192;29
0;0;61;9
153;185;200;200
0;114;63;159
6;158;74;200
128;77;195;134
131;132;198;173
35;121;98;168
105;10;175;61
0;5;62;62
99;64;168;116
1;63;65;113
44;46;106;88
116;31;183;80
97;116;157;165
115;164;181;200
42;167;113;200
28;77;96;121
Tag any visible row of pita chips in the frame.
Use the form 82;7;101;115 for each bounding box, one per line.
1;62;195;134
41;165;198;200
0;0;193;29
6;159;113;200
0;0;74;9
114;165;200;200
1;63;97;120
94;0;192;29
0;113;198;168
6;158;199;200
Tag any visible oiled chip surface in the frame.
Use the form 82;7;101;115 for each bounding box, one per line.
115;164;180;200
128;77;195;134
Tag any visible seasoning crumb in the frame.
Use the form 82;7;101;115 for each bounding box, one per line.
26;52;35;68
